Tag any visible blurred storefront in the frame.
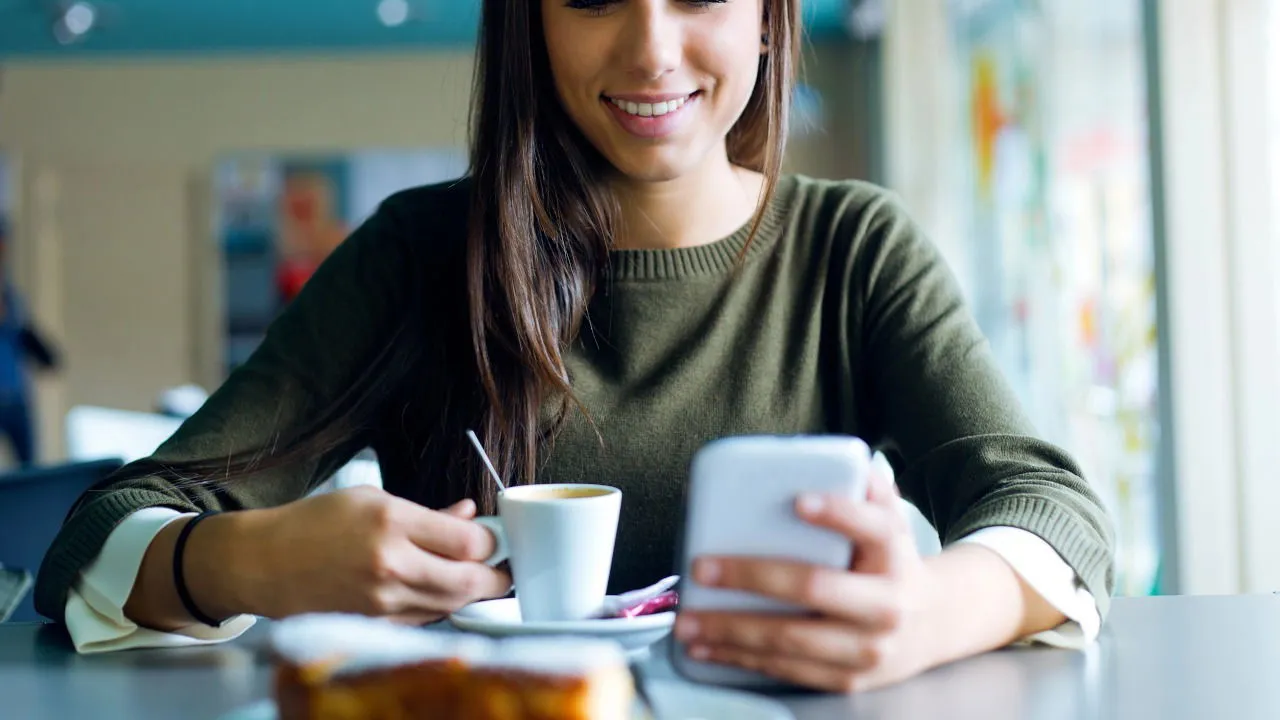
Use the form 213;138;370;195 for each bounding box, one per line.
882;0;1162;595
951;0;1160;596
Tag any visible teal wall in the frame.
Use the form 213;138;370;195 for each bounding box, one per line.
0;0;851;58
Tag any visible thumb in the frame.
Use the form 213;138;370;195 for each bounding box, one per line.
444;498;478;519
867;452;898;507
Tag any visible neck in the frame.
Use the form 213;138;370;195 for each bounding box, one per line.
609;153;767;251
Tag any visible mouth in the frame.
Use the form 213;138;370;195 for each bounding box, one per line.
602;91;700;119
599;91;700;140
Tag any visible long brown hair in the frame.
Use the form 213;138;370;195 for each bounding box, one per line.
109;0;801;515
463;0;800;512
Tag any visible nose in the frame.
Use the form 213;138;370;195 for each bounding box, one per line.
621;1;680;81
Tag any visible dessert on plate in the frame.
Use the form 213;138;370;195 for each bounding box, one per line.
270;613;635;720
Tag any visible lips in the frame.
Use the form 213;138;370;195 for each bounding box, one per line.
600;91;699;139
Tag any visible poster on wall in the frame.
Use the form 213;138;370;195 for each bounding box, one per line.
213;149;468;375
949;0;1162;595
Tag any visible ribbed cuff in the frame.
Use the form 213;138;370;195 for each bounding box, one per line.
946;495;1115;620
35;487;200;624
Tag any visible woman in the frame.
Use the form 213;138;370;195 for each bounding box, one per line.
37;0;1113;693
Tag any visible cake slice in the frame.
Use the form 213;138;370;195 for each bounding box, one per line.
269;614;635;720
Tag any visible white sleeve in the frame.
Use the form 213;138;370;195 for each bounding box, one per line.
875;450;1100;650
953;526;1101;649
65;507;256;654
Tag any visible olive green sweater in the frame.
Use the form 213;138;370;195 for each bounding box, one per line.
35;175;1115;623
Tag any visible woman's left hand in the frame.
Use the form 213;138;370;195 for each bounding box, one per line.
675;467;944;693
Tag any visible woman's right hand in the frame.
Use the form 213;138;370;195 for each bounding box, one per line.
159;486;511;629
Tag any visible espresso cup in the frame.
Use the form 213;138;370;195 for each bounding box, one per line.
474;484;621;622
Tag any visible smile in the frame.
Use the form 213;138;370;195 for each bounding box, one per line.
604;92;697;118
600;91;700;139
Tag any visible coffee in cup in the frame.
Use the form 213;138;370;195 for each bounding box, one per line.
501;486;613;501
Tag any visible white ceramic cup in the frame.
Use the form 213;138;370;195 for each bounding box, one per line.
474;483;622;623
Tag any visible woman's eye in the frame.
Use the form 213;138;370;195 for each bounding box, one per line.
564;0;727;15
564;0;618;15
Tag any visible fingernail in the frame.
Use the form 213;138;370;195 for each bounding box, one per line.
797;493;825;515
675;616;699;641
871;451;893;479
694;558;721;585
689;645;710;660
872;469;896;497
870;452;900;497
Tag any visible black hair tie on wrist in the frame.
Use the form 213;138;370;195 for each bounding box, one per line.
173;510;227;628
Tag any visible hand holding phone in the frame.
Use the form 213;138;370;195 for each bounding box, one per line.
672;435;872;687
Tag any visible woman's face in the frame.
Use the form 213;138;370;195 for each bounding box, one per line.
541;0;765;183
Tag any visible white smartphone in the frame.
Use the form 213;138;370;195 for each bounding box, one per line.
671;434;872;688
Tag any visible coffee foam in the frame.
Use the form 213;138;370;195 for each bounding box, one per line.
269;613;628;678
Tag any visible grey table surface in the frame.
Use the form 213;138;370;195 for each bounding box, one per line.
1;594;1276;719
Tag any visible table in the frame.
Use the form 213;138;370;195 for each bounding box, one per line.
2;595;1277;719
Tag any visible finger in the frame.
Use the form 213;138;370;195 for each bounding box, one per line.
433;562;513;605
385;612;448;627
795;494;906;573
870;451;900;501
676;611;884;670
686;644;868;694
866;464;898;507
693;557;901;630
397;503;495;562
393;549;513;606
443;498;477;519
796;493;903;543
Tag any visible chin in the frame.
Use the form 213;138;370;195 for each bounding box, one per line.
613;165;685;184
604;149;702;184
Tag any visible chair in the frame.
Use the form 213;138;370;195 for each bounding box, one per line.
0;458;123;622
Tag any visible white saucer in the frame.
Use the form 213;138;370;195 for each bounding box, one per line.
448;596;675;654
220;679;794;720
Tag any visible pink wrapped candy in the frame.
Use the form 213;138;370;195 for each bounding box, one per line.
613;590;679;618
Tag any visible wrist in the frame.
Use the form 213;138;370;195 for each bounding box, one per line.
920;544;1043;664
182;509;271;620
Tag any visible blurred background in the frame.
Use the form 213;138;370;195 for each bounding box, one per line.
0;0;1275;606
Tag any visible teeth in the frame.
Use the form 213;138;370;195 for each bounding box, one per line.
609;95;690;118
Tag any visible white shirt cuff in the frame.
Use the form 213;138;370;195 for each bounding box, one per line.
954;526;1101;649
66;507;255;654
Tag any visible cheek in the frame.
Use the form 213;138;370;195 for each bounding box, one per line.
543;36;599;117
698;37;762;118
692;10;765;105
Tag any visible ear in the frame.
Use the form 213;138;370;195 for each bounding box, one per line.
759;3;770;54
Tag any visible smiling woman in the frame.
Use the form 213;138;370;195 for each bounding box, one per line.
35;0;1112;698
543;0;770;180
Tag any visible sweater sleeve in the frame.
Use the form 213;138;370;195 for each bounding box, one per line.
847;191;1117;618
34;193;420;623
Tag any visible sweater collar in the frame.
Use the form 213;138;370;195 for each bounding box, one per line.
607;174;799;281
